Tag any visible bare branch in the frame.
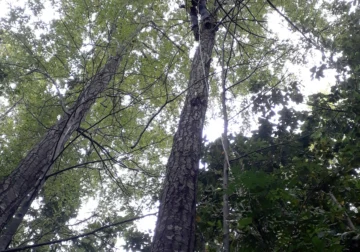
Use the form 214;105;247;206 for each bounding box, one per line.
0;96;23;121
266;0;321;50
3;213;157;252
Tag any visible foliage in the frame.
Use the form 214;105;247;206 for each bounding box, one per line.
196;2;360;251
0;0;176;249
0;0;359;250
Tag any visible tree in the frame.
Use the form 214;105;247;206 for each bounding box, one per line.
195;2;360;251
0;25;135;252
0;0;173;249
1;0;358;250
151;8;217;252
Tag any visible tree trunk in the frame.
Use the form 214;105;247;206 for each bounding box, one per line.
151;20;217;252
220;26;233;252
0;188;37;250
221;86;230;252
0;50;124;247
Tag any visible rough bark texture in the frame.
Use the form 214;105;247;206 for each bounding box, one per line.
0;188;35;250
0;52;123;243
151;21;216;252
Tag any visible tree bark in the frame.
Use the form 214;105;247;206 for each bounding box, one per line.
151;20;217;252
221;78;230;252
220;24;234;252
0;50;124;246
328;192;356;231
0;188;36;250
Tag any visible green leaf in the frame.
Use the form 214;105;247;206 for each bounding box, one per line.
238;217;252;229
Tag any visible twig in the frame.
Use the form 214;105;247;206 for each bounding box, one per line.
230;134;311;162
3;213;157;252
266;0;321;50
0;96;23;121
328;192;356;231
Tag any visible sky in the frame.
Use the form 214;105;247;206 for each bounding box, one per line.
204;12;336;142
0;0;339;250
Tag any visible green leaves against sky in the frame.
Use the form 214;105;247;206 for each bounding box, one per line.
0;0;359;251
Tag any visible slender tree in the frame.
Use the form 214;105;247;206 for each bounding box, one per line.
220;36;231;252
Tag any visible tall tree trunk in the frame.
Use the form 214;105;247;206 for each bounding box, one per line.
0;48;125;248
221;77;230;252
220;25;234;252
0;188;37;250
151;20;217;251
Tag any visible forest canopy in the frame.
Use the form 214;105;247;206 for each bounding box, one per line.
0;0;359;251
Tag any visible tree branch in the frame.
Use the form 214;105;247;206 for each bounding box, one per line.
266;0;321;50
4;213;156;252
0;96;23;121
